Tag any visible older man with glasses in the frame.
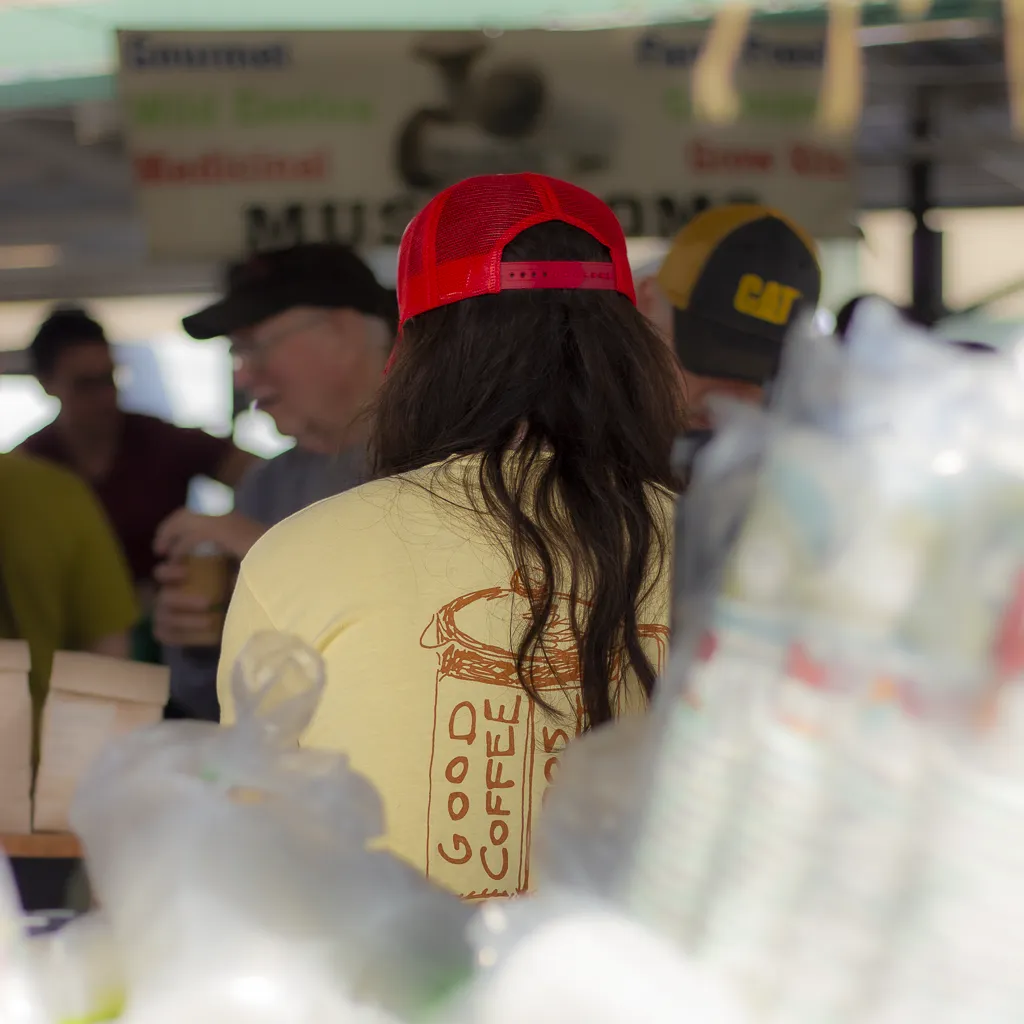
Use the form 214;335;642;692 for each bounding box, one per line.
153;243;396;719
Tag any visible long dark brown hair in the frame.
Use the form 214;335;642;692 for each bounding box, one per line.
374;222;684;727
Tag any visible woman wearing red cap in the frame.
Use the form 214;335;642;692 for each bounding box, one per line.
217;173;683;898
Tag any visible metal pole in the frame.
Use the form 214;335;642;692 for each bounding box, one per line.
670;436;697;642
909;87;944;326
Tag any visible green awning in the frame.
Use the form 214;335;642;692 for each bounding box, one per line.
0;0;1003;111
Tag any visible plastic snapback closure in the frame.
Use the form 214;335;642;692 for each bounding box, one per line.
500;261;618;291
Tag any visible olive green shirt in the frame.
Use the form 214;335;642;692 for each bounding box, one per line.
0;453;138;716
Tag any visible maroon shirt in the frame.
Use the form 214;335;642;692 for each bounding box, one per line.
19;412;232;583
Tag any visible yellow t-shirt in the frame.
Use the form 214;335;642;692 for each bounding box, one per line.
219;456;673;900
0;453;139;710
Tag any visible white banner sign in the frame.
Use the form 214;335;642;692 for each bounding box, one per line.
117;26;855;259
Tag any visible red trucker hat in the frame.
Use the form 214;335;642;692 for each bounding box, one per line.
396;172;636;327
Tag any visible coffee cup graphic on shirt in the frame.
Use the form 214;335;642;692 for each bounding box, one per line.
420;571;668;899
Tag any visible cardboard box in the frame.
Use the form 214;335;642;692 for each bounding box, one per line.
34;652;169;833
0;640;32;833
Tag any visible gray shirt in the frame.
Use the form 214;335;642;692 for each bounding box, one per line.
234;444;367;526
166;445;367;719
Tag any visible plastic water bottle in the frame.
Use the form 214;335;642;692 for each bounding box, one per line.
627;627;783;950
867;724;1024;1024
768;677;933;1024
696;646;838;1010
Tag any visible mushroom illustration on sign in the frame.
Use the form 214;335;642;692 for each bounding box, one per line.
396;35;616;193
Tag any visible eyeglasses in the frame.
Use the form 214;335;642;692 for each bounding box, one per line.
229;311;330;369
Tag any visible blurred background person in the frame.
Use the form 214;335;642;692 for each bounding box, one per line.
635;204;822;446
836;294;998;356
835;292;884;340
152;244;396;720
216;174;683;896
17;307;256;660
634;205;822;634
0;448;138;746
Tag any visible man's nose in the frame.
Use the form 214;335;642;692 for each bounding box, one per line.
718;381;763;404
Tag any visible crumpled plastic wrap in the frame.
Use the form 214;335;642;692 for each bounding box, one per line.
0;852;48;1024
454;893;748;1024
65;631;472;1024
531;714;659;901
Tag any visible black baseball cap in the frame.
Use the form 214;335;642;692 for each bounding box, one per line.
183;243;396;340
658;205;821;384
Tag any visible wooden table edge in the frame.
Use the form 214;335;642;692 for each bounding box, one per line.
1;833;82;859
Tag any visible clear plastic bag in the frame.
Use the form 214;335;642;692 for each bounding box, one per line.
71;631;473;1024
673;397;773;658
0;852;49;1024
26;912;124;1024
533;714;660;901
677;311;1024;1011
456;894;748;1024
534;305;1024;1021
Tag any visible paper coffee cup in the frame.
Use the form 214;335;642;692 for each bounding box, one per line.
178;546;230;647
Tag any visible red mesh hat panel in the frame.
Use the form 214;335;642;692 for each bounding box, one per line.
545;177;635;306
397;193;441;318
397;173;636;325
548;182;630;245
403;213;427;281
432;177;546;266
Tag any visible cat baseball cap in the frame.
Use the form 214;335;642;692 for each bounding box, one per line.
658;205;821;384
397;172;636;327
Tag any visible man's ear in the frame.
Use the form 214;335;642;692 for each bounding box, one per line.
635;275;659;320
635;276;674;346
